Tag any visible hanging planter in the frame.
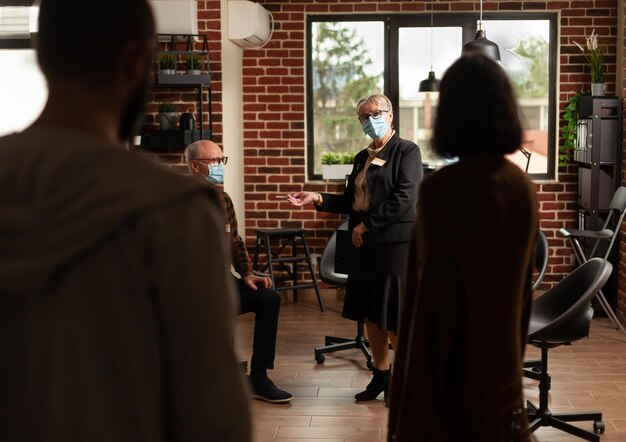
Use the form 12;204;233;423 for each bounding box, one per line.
159;53;176;75
185;53;202;75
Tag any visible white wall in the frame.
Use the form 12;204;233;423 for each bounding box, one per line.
221;0;246;233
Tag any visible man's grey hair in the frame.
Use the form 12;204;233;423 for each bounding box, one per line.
184;141;203;172
356;94;393;115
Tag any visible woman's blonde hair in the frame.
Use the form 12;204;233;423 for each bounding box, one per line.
356;94;393;115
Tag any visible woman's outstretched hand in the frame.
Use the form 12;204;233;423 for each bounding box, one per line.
288;191;319;207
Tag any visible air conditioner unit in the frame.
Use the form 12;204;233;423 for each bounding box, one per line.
148;0;198;35
0;6;35;39
228;0;274;48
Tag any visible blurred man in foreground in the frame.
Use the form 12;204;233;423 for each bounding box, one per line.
0;1;250;439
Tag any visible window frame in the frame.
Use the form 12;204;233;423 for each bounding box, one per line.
306;12;558;181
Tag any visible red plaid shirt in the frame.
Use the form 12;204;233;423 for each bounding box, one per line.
221;190;253;277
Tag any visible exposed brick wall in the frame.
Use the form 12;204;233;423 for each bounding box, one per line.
142;1;624;311
239;0;620;292
141;0;223;174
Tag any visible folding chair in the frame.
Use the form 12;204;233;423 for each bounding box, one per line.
559;186;626;335
532;230;549;292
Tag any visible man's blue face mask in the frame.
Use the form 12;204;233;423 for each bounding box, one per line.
205;163;225;184
362;116;389;140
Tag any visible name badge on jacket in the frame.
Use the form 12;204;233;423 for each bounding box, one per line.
371;157;387;167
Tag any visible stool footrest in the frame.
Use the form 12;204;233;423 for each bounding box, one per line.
253;228;325;312
255;229;305;237
275;283;318;291
271;256;312;264
274;275;298;283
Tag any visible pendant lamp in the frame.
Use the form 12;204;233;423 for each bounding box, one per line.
419;70;439;92
418;1;440;92
461;0;501;61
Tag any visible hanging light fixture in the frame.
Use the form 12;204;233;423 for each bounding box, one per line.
461;0;501;61
418;0;440;92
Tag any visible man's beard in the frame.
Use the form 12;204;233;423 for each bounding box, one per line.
118;69;150;143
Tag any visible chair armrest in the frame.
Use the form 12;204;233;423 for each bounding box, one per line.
558;228;613;240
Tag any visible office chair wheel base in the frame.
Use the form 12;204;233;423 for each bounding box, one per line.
593;420;605;434
366;360;375;371
315;353;325;365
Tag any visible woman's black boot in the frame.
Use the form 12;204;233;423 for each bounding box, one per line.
355;367;390;401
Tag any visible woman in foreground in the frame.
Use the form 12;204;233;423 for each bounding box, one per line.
388;54;538;441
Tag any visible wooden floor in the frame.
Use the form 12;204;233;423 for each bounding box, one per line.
235;289;626;442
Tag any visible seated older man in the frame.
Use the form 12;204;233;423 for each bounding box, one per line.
184;140;292;404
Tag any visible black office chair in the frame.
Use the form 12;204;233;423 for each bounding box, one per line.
313;218;375;370
524;257;612;441
531;229;549;292
559;186;626;335
523;229;549;370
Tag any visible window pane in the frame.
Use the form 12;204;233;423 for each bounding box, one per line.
311;21;384;175
398;27;462;164
0;49;47;137
484;19;551;174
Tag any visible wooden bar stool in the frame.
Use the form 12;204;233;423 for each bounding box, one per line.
253;228;325;312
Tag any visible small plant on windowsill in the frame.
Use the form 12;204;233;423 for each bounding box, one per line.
321;152;356;180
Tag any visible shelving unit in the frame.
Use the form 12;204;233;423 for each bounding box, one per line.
574;95;622;309
574;96;621;230
144;33;213;149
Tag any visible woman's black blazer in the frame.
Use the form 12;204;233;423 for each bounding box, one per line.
317;132;423;243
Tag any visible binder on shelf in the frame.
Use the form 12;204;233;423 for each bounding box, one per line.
575;96;619;164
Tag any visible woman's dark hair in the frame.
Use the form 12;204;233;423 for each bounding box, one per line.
432;54;523;158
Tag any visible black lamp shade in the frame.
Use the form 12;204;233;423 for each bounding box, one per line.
462;29;501;61
418;70;440;92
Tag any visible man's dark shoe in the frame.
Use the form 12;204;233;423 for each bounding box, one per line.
249;372;293;404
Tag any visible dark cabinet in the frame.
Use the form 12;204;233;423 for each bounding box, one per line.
575;96;621;230
574;96;622;309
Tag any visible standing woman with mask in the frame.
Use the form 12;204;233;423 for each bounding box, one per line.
289;94;422;401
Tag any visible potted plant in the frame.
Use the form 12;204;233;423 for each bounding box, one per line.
559;91;588;166
184;53;202;75
158;102;178;131
321;152;356;180
574;29;606;96
159;53;176;75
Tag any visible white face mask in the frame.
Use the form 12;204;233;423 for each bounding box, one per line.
204;163;225;184
362;117;389;140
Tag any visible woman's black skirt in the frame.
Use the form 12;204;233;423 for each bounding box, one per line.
342;230;409;333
